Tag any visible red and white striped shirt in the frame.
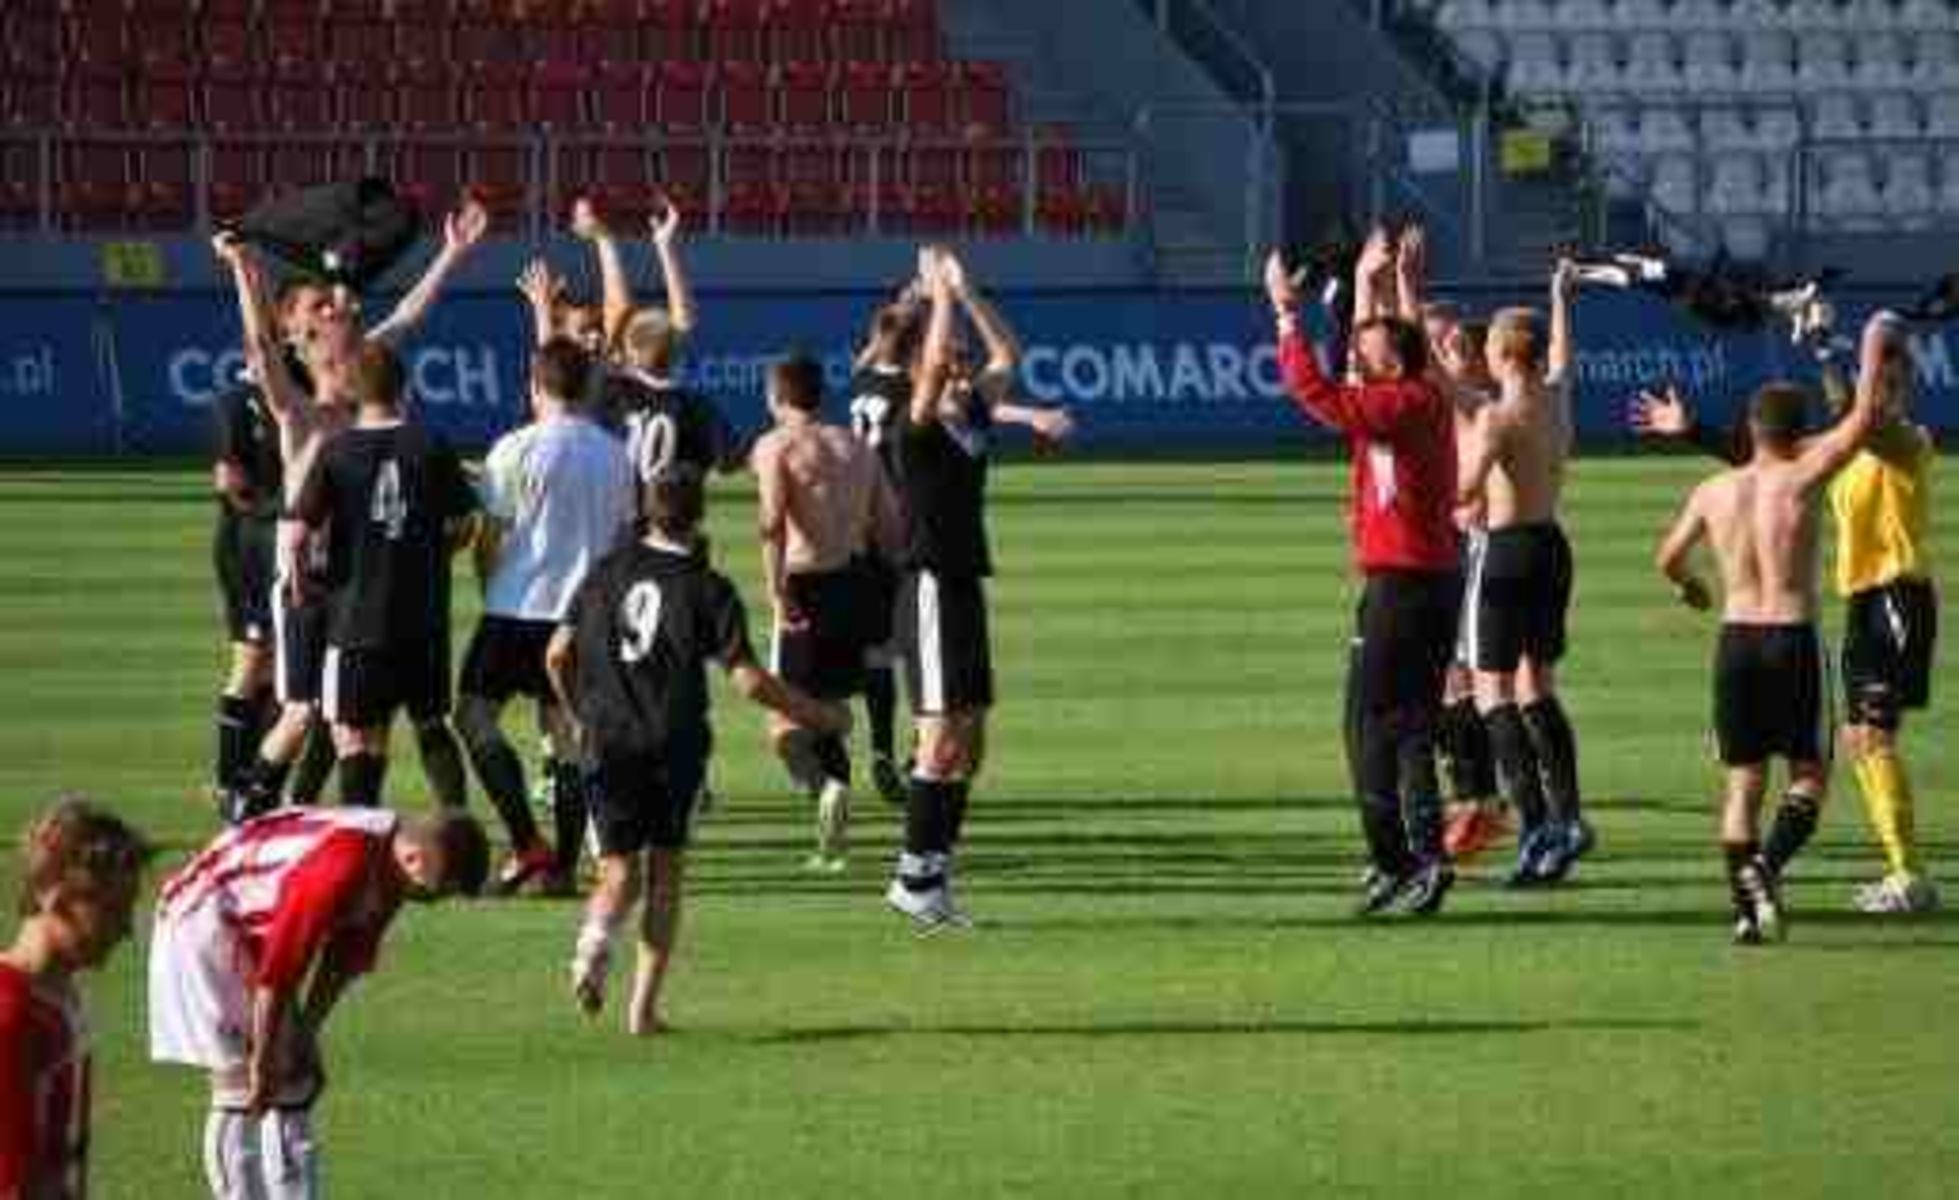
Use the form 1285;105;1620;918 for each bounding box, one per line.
157;809;404;992
0;963;90;1200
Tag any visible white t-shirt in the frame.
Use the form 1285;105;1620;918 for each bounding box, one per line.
480;414;635;622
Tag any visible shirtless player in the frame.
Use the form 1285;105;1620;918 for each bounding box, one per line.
751;354;901;870
1653;314;1890;942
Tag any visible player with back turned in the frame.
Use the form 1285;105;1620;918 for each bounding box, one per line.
1265;247;1461;917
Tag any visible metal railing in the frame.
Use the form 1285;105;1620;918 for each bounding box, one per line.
1149;0;1278;128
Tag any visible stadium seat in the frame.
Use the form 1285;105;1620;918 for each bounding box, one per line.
783;180;852;235
336;57;396;131
1868;92;1922;139
1815;151;1883;230
1705;154;1766;214
1847;0;1904;29
841;62;895;131
1035;185;1088;235
269;60;336;132
57;142;131;232
719;61;773;132
1452;30;1505;75
903;139;962;189
1752;105;1802;150
780;138;847;185
1611;0;1672;29
1901;0;1958;27
779;60;833;131
1621;32;1681;92
452;0;520;64
64;9;125;69
1730;0;1785;23
469;141;531;231
1924;90;1959;136
887;0;941;62
135;58;197;130
389;0;452;61
903;181;964;234
574;0;642;64
398;61;460;132
958;62;1012;134
62;65;129;130
1883;152;1936;228
532;62;593;131
1505;32;1565;92
1811;93;1862;140
1681;32;1737;92
832;0;888;62
642;0;701;62
264;8;325;70
1563;33;1618;92
704;0;770;63
1671;0;1728;30
466;62;531;130
769;0;835;62
130;7;195;69
1034;127;1083;190
208;140;263;222
1432;0;1495;32
326;8;394;63
1488;0;1553;30
1550;0;1613;28
965;138;1022;190
1737;30;1798;92
1787;0;1849;28
3;66;57;129
1697;106;1750;150
204;60;261;134
969;182;1024;235
1719;215;1772;261
1937;158;1959;216
1646;154;1700;217
658;140;713;197
722;179;782;234
1795;32;1852;88
1908;34;1959;86
722;140;775;186
899;60;956;131
1083;182;1128;236
513;2;582;63
655;61;712;132
4;6;59;68
1854;34;1911;89
1635;106;1696;155
594;62;651;129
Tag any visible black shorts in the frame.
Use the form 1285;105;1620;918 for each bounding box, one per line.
771;568;870;701
1714;623;1828;766
272;584;328;705
856;553;900;652
587;745;710;854
214;514;277;646
1472;522;1573;673
1842;578;1938;730
321;638;452;729
1354;569;1461;716
460;615;559;704
896;570;993;715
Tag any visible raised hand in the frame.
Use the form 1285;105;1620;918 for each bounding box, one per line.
937;249;971;296
1630;384;1694;438
1356;225;1395;280
211;230;246;264
1398;224;1427;276
517;258;556;309
1264;250;1303;312
650;194;682;249
569;195;606;241
445;196;490;252
1552;256;1579;302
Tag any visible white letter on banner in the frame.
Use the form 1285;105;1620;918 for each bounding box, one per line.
1910;331;1953;389
1109;345;1163;404
170;348;214;407
1169;344;1208;401
1061;346;1108;401
1249;345;1283;396
1207;344;1249;401
413;349;454;404
453;348;500;407
1021;346;1062;401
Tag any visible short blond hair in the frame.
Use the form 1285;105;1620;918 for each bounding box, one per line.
1488;306;1546;370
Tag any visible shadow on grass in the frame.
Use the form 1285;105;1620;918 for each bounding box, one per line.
749;1015;1701;1046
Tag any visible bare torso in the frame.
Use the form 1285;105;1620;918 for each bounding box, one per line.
1483;378;1572;529
1452;382;1493;531
757;421;878;574
1697;461;1822;625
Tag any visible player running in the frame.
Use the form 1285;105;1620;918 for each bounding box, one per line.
752;353;902;870
1653;316;1889;943
458;339;635;896
1266;247;1461;917
1457;259;1592;886
848;292;929;805
549;467;846;1035
885;248;1073;929
149;806;489;1200
292;343;481;808
1;799;152;1200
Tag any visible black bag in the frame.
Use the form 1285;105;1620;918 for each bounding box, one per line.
234;178;424;291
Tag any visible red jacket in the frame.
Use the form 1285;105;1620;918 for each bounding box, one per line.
1279;329;1460;574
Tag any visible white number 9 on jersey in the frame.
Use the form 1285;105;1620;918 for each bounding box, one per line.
628;412;679;481
619;580;665;664
370;459;408;540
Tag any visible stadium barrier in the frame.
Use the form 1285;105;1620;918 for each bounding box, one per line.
0;286;1951;456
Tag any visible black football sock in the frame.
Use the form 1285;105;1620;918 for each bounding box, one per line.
1522;696;1583;823
231;755;289;823
462;730;543;850
863;666;899;760
415;720;470;809
1764;793;1822;875
548;758;588;875
217;694;258;789
905;776;951;860
1723;839;1763;912
945;778;971;847
1396;711;1446;864
776;728;829;794
338;752;387;808
1441;697;1497;803
286;722;337;806
815;735;851;788
1486;704;1549;834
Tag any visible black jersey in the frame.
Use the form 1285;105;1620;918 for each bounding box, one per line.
212;381;283;520
564;540;755;755
295;421;478;649
895;374;1005;579
848;364;910;480
602;369;740;479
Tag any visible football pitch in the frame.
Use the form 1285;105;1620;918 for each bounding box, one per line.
3;457;1956;1199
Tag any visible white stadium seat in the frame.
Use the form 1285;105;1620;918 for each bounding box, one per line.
1507;31;1567;91
1899;0;1959;30
1788;0;1850;28
1884;152;1936;228
1924;90;1959;135
1612;0;1674;28
1720;215;1774;260
1753;105;1803;148
1566;32;1622;89
1623;31;1683;89
1731;0;1787;24
1737;30;1798;92
1937;159;1959;214
1637;105;1699;152
1454;29;1508;72
1552;0;1616;29
1817;151;1884;229
1796;32;1853;87
1810;92;1864;138
1682;31;1738;91
1489;0;1556;29
1434;0;1495;31
1648;154;1701;213
1853;35;1911;89
1699;106;1753;149
1868;92;1923;138
1706;154;1767;213
1909;33;1959;86
1671;0;1729;29
1848;0;1905;29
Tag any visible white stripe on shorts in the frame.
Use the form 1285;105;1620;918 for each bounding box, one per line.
321;646;342;725
271;582;293;704
918;571;945;714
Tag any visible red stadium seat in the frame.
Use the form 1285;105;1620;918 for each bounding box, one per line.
722;141;776;186
1083;182;1128;235
658;140;713;194
1036;185;1087;235
780;138;845;186
0;145;40;227
130;7;195;69
593;61;649;129
1033;126;1083;190
840;62;893;131
902;139;960;189
326;11;394;64
515;2;582;63
966;138;1021;189
654;61;711;132
4;7;60;68
887;0;939;61
336;58;396;130
768;0;833;63
582;182;657;231
785;180;853;234
135;58;197;130
704;0;771;63
4;66;58;129
465;62;531;129
577;0;642;65
209;140;265;223
532;62;592;130
62;65;129;130
897;60;953;132
392;141;467;213
957;61;1011;134
264;9;325;70
778;61;832;132
202;60;260;133
831;0;886;62
199;7;256;71
63;10;126;70
905;181;961;234
397;61;460;131
136;135;197;232
721;179;781;234
642;0;700;62
469;147;531;233
268;60;335;131
719;61;772;133
451;0;518;64
57;142;131;232
388;1;451;61
969;182;1023;235
270;140;356;193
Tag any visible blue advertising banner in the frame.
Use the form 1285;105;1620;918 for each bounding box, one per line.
1;286;1952;456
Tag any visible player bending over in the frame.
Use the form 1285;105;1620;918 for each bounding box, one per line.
1;799;152;1200
1653;315;1889;942
150;807;488;1199
549;468;847;1034
753;353;903;870
459;340;635;895
1457;259;1592;886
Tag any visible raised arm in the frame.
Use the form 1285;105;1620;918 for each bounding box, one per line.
517;258;560;349
367;196;489;347
1654;483;1713;611
215;234;304;420
1630;384;1748;465
1266;250;1359;432
569;196;636;351
1393;224;1427;324
1351;226;1396;330
911;246;955;425
1793;312;1894;488
1547;257;1577;389
650;198;696;337
941;253;1019;375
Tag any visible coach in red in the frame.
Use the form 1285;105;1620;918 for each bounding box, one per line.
1265;250;1463;917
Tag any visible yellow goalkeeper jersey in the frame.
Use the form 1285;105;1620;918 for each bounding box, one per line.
1830;422;1935;597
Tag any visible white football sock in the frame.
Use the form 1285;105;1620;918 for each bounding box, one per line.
202;1109;266;1200
259;1109;320;1200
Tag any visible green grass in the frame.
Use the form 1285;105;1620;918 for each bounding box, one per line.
3;459;1958;1199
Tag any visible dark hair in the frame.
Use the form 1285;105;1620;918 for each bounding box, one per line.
770;353;824;413
423;811;491;898
1355;316;1430;377
275;277;328;315
355;341;406;409
18;797;153;916
1749;381;1812;449
647;463;707;535
532;337;593;405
